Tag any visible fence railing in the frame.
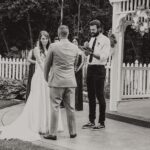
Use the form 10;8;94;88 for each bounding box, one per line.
0;55;29;80
117;0;150;14
122;60;150;98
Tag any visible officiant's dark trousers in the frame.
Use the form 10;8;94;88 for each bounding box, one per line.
87;65;106;124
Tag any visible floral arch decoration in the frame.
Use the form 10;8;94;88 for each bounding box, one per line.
131;6;150;36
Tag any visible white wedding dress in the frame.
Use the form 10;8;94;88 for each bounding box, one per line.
0;49;63;141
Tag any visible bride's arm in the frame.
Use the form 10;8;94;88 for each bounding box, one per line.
33;47;44;71
27;50;36;64
44;46;53;82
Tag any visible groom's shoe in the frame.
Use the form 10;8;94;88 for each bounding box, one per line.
70;134;77;138
43;134;57;140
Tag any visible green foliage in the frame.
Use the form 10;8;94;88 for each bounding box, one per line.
0;139;53;150
0;78;26;100
0;0;112;55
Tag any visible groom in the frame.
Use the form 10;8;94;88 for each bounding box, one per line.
44;25;79;140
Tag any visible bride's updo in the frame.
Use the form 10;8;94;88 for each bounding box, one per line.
38;30;51;56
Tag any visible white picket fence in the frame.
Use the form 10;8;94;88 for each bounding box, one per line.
122;60;150;98
1;55;150;99
0;55;29;80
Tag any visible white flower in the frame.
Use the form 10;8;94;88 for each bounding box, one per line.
143;22;148;28
133;16;138;23
140;26;145;32
137;10;141;16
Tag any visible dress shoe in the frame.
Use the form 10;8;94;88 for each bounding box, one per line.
92;123;105;130
43;134;57;140
70;134;77;138
82;121;95;129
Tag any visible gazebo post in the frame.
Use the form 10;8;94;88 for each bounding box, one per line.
109;2;124;111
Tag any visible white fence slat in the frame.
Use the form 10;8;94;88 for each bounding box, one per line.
126;63;130;95
23;59;26;78
122;63;126;95
148;64;150;94
134;60;138;95
5;58;8;78
12;58;16;79
8;58;12;78
123;1;126;11
143;0;146;6
2;58;5;78
126;0;129;11
19;59;23;80
124;64;127;95
142;64;146;94
147;0;149;8
130;63;134;95
134;0;137;10
16;58;19;79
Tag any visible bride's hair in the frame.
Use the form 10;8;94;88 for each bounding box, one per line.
38;30;51;56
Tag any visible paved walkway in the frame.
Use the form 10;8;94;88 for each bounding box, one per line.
117;98;150;119
0;103;150;150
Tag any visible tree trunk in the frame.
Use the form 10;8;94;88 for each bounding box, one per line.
27;13;33;49
0;17;9;53
60;0;64;25
77;0;81;37
99;0;104;8
1;31;9;53
73;15;76;36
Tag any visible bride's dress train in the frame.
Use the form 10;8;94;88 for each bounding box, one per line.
0;59;63;141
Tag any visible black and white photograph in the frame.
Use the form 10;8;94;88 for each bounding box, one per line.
0;0;150;150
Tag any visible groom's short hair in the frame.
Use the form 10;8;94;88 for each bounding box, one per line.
58;25;69;38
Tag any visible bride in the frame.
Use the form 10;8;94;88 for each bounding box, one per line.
0;31;63;141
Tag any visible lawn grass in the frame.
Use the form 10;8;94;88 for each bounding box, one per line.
0;99;23;109
0;139;53;150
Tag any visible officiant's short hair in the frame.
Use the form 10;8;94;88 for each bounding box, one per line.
58;25;69;38
90;20;102;28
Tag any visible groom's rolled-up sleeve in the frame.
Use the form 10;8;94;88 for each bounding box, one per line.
44;45;53;82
